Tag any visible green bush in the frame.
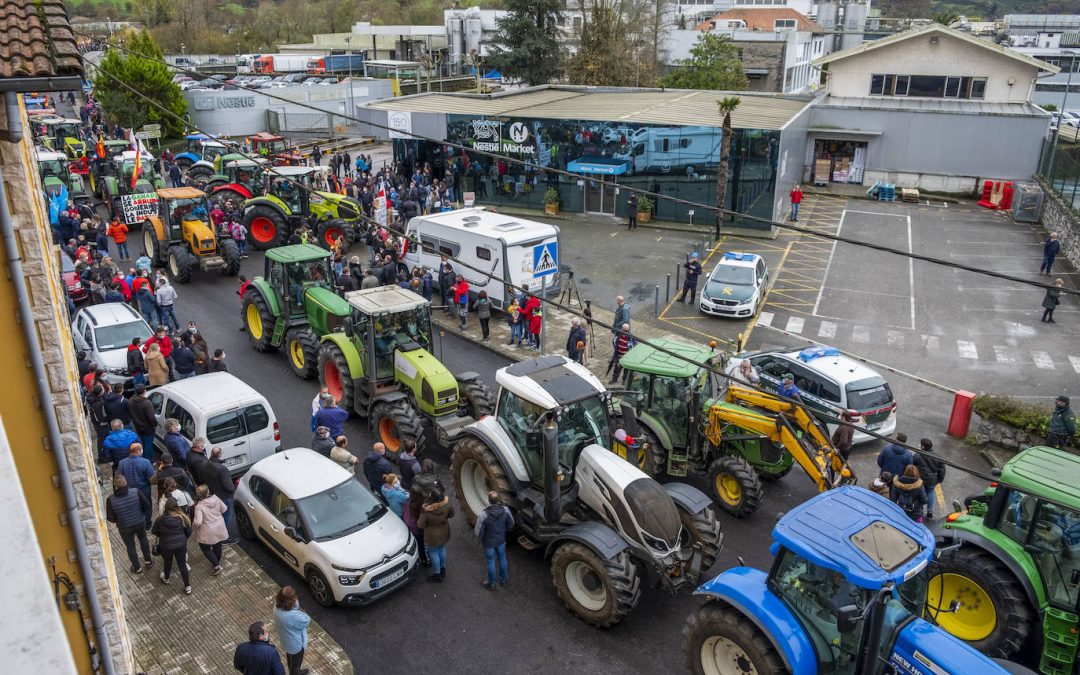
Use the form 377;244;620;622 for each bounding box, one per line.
972;394;1069;437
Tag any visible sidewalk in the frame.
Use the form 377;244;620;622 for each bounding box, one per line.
97;477;353;675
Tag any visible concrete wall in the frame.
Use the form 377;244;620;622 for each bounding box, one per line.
825;33;1041;103
354;107;448;143
776;102;813;218
1038;177;1080;271
809;104;1048;192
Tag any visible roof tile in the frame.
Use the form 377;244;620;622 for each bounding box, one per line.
0;0;83;80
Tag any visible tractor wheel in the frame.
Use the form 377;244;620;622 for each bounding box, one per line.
928;546;1034;658
371;400;426;457
142;222;159;264
245;205;287;250
242;289;277;353
677;505;723;576
213;188;247;208
316;219;348;250
174;157;193;170
458;377;496;418
551;543;641;628
167;245;195;283
186;164;213;180
284;327;319;380
683;601;788;675
219;238;242;276
634;427;667;478
707;455;763;518
318;342;355;411
451;436;513;525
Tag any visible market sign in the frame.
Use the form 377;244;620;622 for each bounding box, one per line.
119;192;159;225
469;119;535;156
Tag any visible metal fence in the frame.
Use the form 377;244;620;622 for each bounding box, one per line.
266;110;359;138
1039;128;1080;209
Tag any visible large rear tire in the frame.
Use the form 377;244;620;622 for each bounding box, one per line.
285;327;319;380
371;399;426;458
245;204;287;250
551;543;641;628
707;455;763;518
928;546;1034;658
142;222;159;264
219;238;242;276
316;219;348;250
678;505;723;577
186;164;213;180
318;342;355;412
450;436;513;526
683;601;788;675
458;377;496;418
167;245;194;283
212;188;247;207
242;289;277;352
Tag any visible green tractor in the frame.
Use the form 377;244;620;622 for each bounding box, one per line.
35;149;90;204
100;151;166;217
39;117;86;158
615;338;854;517
241;165;361;251
203;156;267;206
931;445;1080;675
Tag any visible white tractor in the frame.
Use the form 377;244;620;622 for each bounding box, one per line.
451;355;723;627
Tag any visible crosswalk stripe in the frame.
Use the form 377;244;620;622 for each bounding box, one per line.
1032;351;1055;370
785;317;804;334
818;321;837;338
758;311;774;327
993;345;1015;364
852;325;870;343
957;340;978;359
1071;356;1080;374
923;335;940;351
887;330;904;347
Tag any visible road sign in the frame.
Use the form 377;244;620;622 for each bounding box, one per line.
136;124;162;140
532;242;558;278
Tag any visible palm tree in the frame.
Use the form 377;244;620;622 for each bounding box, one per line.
932;12;960;27
715;96;740;237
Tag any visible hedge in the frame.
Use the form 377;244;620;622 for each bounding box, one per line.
972;394;1078;441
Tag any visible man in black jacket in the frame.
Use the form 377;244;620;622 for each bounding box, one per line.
202;446;238;543
172;339;197;379
187;437;209;482
233;622;285;675
103;383;131;427
128;384;157;463
106;474;155;574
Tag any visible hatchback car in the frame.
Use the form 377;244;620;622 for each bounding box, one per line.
699;252;769;318
728;345;897;444
235;449;419;607
60;251;88;303
71;303;153;385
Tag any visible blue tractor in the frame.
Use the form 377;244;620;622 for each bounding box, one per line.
683;486;1035;674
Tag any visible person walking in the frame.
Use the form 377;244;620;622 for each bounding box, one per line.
152;453;191;502
1042;232;1061;275
831;411;855;461
128;384;157;461
273;586;311;675
566;318;586;364
156;278;180;332
202;447;238;543
381;473;409;517
101;419;138;473
417;488;454;583
106;474;155;574
476;290;491;343
1048;395;1076;449
363;442;395;492
233;622;286;675
474;491;514;590
311;145;322;166
452;274;469;330
606;324;634;385
151;497;193;594
527;303;543;352
156;475;194;519
438;260;455;311
193;484;229;575
107;217;129;259
789;183;803;221
612;296;630;335
892;465;927;522
84;386;108;444
677;252;703;304
1042;278;1064;323
118;443;155;529
145;342;170;386
876;432;913;478
914;439;945;520
626;192;638;230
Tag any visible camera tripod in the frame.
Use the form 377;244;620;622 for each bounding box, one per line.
559;268;584;309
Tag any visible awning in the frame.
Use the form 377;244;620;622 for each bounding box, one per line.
567;157;629;176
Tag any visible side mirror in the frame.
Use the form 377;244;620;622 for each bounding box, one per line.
283;526;304;542
836;604;860;634
343;317;354;337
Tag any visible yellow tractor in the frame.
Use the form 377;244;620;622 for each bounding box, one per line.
141;187;241;283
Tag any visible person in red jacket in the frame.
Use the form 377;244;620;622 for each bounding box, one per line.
452;275;469;330
528;305;543;352
521;294;542;350
789;184;803;222
144;326;173;359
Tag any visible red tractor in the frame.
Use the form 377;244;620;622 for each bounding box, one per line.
247;133;304;166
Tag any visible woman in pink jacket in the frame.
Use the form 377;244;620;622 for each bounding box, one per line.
192;484;229;575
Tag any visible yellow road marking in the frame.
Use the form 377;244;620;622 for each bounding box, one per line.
660;236;726;320
740;241;793;349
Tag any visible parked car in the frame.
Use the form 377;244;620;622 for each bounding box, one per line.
699;252;769;318
148;372;280;475
71;303;153;385
174;56;196;68
234;449;419;607
60;251;88;303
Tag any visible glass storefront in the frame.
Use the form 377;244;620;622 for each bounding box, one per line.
391;115;780;230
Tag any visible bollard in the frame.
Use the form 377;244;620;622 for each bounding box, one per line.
665;274;671;304
654;285;659;316
675;263;681;289
947;390;976;438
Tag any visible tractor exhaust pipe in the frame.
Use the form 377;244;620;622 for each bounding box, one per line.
543;416;561;522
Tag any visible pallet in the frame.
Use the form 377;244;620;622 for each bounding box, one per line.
900;188;920;203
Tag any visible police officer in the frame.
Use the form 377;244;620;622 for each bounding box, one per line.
678;252;702;303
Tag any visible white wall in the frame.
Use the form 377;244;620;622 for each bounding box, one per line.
824;32;1041;103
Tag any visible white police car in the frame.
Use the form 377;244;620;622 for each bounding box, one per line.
699;252;768;318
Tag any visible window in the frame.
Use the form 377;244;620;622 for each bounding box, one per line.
164;399;196;438
998;490;1037;545
271;489;302;530
438;242;459;257
242;404;270;433
149;392;165;415
944;77;961;98
893;75;909;96
969;78;986;99
248;475;275;508
870;74;885;95
775;19;796;30
420;236;438;254
206;410;244;444
476;247;491;261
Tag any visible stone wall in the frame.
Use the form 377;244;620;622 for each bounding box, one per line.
1037;176;1080;272
971;414;1048;452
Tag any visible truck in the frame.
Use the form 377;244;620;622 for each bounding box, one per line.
613;126;720;176
306;53;365;75
684;486;1035;675
253;54;320;74
402;207;561;310
236;54;262;74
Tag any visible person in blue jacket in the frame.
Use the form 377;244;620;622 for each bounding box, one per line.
101;419;139;474
776;373;801;402
313;397;349;438
162;418;191;464
117;443;155;529
273;586;310;675
233;622;285;675
381;473;409;518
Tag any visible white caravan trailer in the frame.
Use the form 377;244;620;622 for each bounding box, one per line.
615;127;721;176
403;207;560;310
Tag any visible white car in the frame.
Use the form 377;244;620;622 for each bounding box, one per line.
699;252;769;318
71;303;153;386
234;449;419;607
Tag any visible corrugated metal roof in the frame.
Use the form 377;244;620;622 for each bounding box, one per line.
363;86;811;130
817;96;1047;117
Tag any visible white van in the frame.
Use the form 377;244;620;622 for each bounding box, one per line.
147;372;281;475
403;207;560;309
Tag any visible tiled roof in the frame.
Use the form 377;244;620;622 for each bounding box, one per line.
695;8;826;33
0;0;82;80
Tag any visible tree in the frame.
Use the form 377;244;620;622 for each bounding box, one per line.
92;29;188;138
663;33;748;91
565;0;652;87
488;0;563;86
714;96;740;237
932;12;960;26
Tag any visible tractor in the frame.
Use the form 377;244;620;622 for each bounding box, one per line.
173;133;229;170
247;132;304;166
614;338;854;518
450;354;722;628
140;187;241;282
930;445;1080;675
241;165;361;250
39;117;86;158
201;156;267;206
35;149;90;204
683;486;1035;675
100;151;166;217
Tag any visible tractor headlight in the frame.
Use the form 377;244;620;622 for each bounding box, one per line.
200;239;214;248
438;392;457;405
309;195;325;205
642;531;673;554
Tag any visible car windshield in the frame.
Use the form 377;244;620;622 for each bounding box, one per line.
846;379;893;410
708;265;755;286
297;478;387;541
95;320;151;351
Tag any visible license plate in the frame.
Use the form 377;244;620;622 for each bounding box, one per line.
866;422;882;431
373;568;405;588
224;454;246;468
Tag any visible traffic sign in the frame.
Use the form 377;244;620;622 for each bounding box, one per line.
532;242;558;278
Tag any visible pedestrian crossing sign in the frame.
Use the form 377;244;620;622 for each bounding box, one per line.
533;242;558;278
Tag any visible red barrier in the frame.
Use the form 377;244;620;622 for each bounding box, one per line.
948;390;976;438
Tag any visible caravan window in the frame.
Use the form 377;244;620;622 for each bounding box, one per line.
476;247;491;261
420;237;438;254
439;241;459;257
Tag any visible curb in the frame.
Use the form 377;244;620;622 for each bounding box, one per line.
433;317;526;363
487;205;778;240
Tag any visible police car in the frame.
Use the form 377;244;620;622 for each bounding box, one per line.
699;252;768;318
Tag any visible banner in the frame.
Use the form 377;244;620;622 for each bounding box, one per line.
119;193;159;225
375;186;387;226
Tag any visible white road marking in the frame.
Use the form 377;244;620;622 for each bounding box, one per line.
923;335;940;351
906;214;915;330
813;210;845;316
887;330;904;347
758;311;774;327
785;316;805;334
1032;351;1055;370
818;321;837;338
852;325;871;343
993;345;1015;364
1070;356;1080;374
957;340;978;359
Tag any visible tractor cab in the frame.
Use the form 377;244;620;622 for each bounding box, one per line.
177;134;229;166
36;149;69;190
41;118;86;158
343;286;433;386
266;166;315;215
248;132;303;166
218;158;265;195
142;187;240;281
102;139;131;160
160;189;211;239
264;244;337;320
118;151;161;194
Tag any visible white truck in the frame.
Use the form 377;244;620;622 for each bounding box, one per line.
615;126;721;176
403;207;560;310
